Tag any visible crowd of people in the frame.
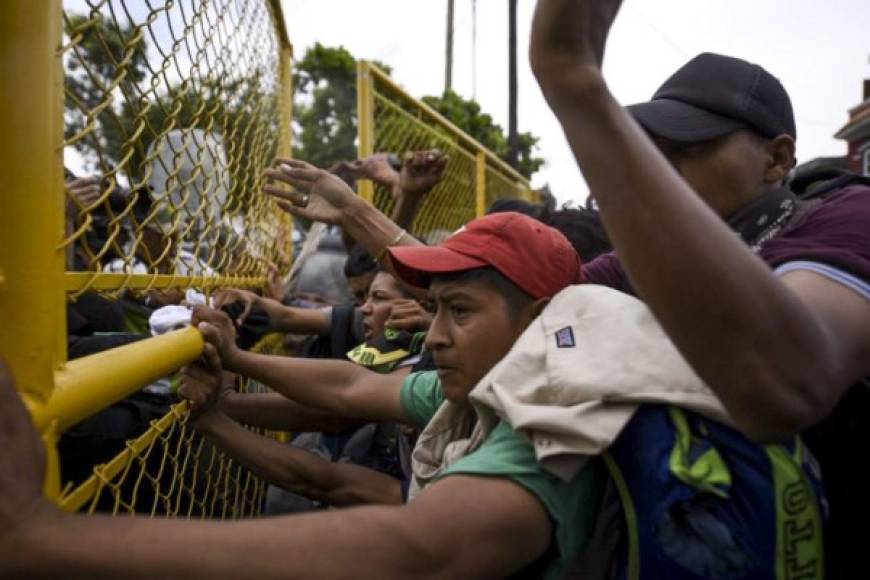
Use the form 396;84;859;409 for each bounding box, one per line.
2;0;869;577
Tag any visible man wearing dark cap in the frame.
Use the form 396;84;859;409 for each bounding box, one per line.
531;0;870;576
0;212;604;578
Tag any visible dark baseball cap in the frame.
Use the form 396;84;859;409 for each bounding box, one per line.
628;53;796;143
388;212;582;299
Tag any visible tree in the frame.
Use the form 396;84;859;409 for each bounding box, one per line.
63;13;149;175
292;44;392;170
422;90;544;179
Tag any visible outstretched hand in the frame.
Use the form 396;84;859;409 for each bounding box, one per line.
0;360;51;548
529;0;623;78
263;158;364;226
345;153;401;191
399;150;447;197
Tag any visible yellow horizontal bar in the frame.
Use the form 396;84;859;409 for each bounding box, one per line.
57;402;188;513
65;272;266;293
365;63;530;186
27;327;203;433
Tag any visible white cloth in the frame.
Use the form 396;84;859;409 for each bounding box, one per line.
407;401;482;501
467;284;730;482
149;304;192;336
185;288;208;306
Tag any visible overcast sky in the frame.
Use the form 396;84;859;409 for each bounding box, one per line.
281;0;870;204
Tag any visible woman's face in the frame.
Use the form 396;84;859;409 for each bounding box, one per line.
359;271;408;339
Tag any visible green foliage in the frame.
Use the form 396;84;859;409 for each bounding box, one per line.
64;13;149;174
292;43;392;169
422;90;544;179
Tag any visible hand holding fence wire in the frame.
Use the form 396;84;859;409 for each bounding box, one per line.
212;288;260;326
398;149;448;197
192;305;240;367
345;153;401;193
178;343;224;421
66;177;102;208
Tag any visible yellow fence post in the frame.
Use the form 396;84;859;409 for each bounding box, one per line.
475;152;487;217
0;0;66;500
275;4;295;273
0;1;66;399
357;60;375;203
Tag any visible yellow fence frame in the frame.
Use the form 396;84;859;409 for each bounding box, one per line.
0;0;294;504
356;60;535;218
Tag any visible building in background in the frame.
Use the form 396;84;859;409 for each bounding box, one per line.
835;79;870;176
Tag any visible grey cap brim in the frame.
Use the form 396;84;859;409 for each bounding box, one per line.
627;98;747;142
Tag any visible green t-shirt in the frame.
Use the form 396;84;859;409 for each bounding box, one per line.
400;371;604;578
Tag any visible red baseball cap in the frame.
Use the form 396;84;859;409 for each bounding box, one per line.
388;212;583;299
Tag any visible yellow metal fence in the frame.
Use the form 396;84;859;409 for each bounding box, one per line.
0;5;538;522
356;61;535;242
1;0;293;518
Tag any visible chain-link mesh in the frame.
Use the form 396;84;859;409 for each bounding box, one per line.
62;0;292;299
59;334;289;516
362;65;533;242
55;0;292;517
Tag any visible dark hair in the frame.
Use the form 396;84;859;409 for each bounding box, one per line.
372;267;416;299
433;266;535;312
545;207;611;262
486;198;550;221
344;245;378;278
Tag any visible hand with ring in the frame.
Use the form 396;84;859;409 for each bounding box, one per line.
263;158;365;226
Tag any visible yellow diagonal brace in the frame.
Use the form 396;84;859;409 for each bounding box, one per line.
26;327;204;433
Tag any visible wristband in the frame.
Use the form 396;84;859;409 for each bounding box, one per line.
376;229;407;261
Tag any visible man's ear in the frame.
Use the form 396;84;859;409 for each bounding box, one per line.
763;134;796;185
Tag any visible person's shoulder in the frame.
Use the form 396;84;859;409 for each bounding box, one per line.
581;251;626;289
762;185;870;280
399;371;444;428
811;183;870;220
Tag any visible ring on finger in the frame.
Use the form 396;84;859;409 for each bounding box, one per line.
295;193;310;208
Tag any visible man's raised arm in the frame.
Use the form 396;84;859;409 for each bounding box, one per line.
529;0;870;441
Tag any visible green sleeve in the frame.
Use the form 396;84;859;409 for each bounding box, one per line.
399;371;445;429
441;422;605;577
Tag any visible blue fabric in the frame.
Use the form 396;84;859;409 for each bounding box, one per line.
606;405;825;580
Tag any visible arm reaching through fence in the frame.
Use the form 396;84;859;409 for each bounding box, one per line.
192;305;413;425
391;150;448;231
0;359;552;580
212;287;330;333
263;158;424;267
194;412;404;507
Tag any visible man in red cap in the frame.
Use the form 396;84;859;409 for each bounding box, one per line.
0;212;601;579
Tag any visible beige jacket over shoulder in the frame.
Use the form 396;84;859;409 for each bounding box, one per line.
465;284;732;482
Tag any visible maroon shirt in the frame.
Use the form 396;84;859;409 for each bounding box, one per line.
583;185;870;292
